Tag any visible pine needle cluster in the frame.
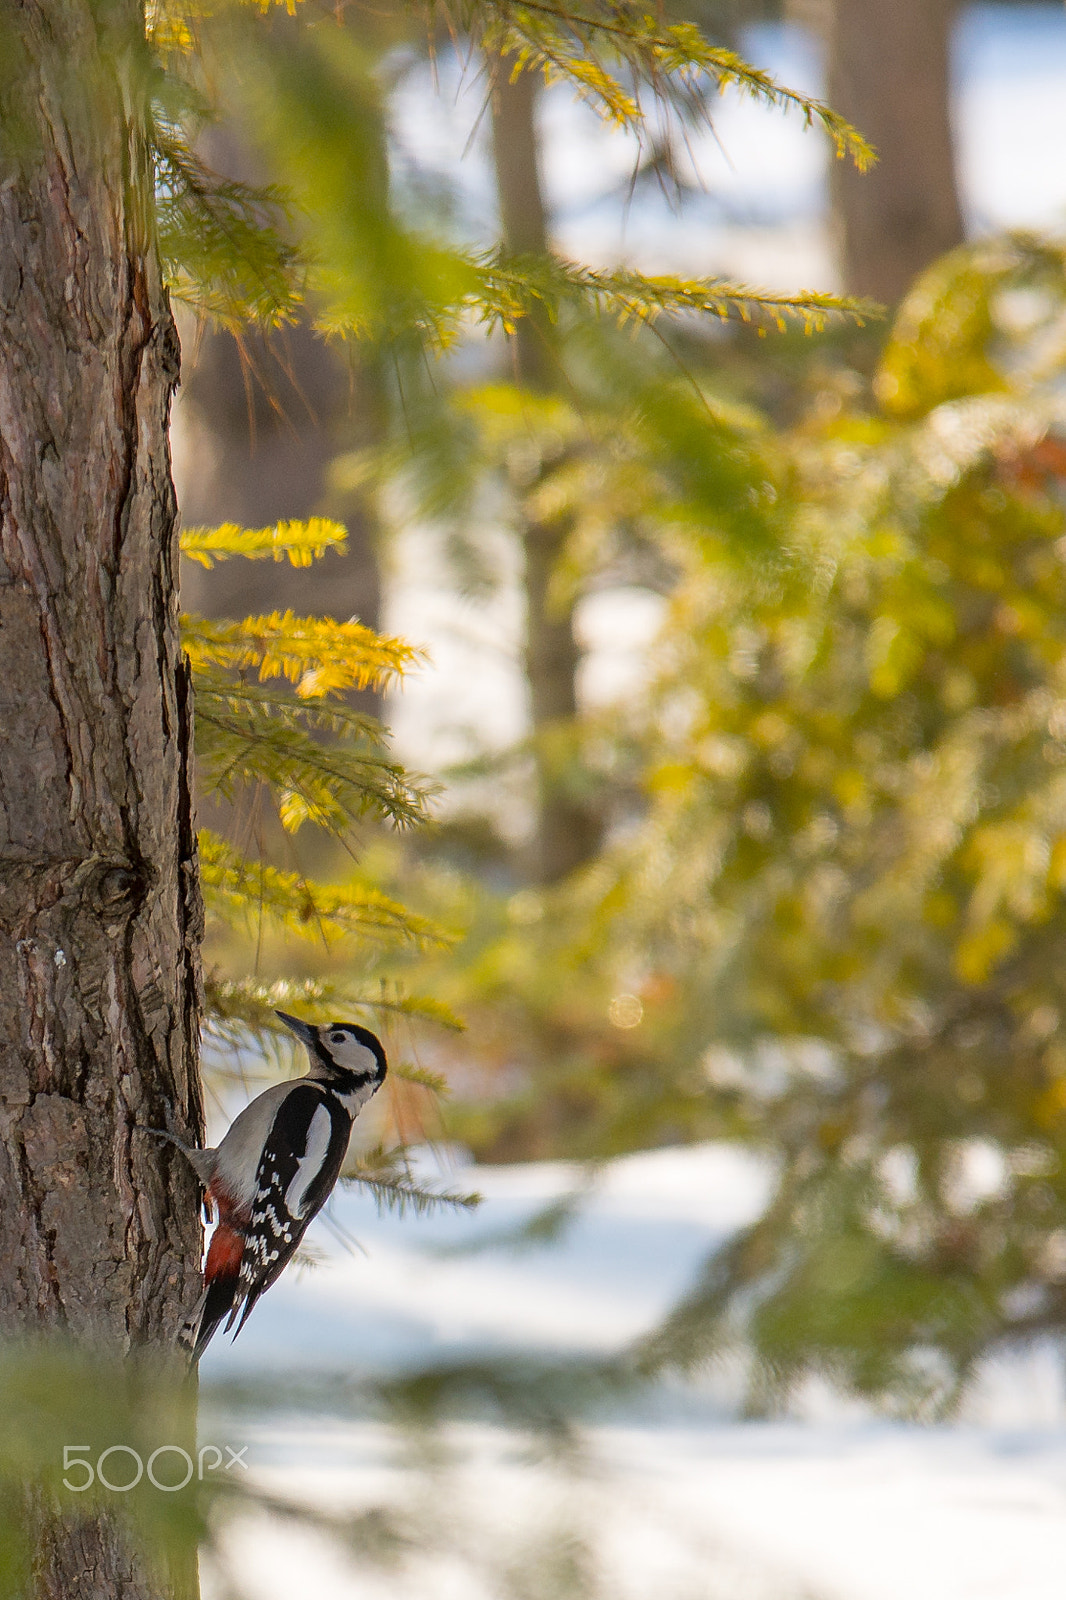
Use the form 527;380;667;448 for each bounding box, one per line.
147;0;876;346
179;520;451;1070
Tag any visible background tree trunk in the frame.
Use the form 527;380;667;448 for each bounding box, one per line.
825;0;964;304
175;122;386;713
177;321;384;640
0;3;203;1595
491;65;600;885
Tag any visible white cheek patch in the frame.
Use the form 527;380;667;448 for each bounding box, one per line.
285;1103;333;1216
329;1037;380;1077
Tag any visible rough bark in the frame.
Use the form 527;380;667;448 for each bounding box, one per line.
826;0;964;304
0;2;203;1595
490;65;599;885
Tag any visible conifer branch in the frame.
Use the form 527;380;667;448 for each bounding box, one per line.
199;830;450;947
193;677;386;739
458;0;875;166
343;1173;482;1217
341;1148;482;1218
393;1061;453;1094
195;695;428;834
317;251;881;346
193;669;429;832
471;253;882;334
154;129;303;329
180;518;348;568
183;611;420;696
202;976;466;1036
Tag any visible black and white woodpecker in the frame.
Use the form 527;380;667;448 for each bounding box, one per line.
165;1011;387;1360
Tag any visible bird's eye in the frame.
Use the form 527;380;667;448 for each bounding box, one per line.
330;1030;347;1044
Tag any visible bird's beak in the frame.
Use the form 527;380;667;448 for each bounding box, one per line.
275;1011;317;1046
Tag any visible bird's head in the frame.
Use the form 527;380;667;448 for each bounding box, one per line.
275;1012;388;1095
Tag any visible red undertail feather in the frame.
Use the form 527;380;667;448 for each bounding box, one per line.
205;1221;245;1284
179;1213;246;1362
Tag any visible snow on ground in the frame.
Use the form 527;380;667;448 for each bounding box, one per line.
199;1141;1066;1600
207;1418;1066;1600
198;1142;771;1374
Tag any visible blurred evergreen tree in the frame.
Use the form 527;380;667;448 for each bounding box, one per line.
631;235;1066;1411
430;233;1066;1413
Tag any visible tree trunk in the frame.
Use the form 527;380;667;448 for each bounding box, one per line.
826;0;964;304
0;3;203;1595
490;66;599;884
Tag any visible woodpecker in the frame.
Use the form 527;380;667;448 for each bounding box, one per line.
161;1011;387;1361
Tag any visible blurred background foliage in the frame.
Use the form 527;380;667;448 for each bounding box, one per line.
167;0;873;1191
404;231;1066;1414
162;0;1066;1435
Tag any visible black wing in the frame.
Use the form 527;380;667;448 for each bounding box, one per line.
228;1083;351;1339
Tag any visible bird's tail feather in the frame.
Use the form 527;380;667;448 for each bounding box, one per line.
180;1223;245;1362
